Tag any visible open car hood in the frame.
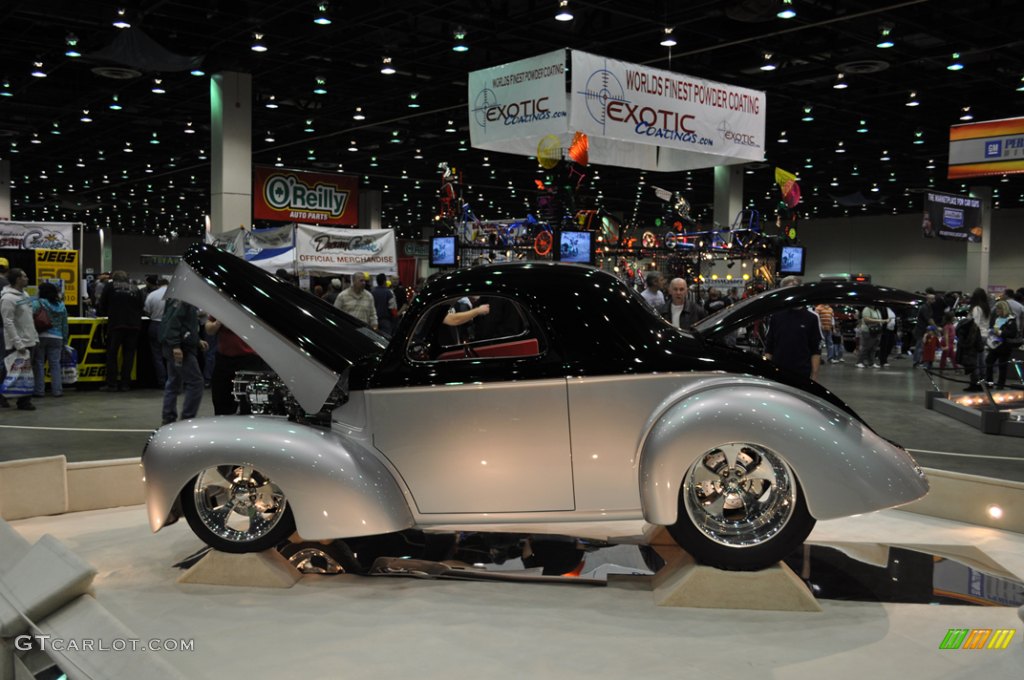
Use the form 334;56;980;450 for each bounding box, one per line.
692;282;923;340
167;243;387;413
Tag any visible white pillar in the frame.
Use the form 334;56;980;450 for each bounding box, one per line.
210;72;252;237
713;165;743;230
0;160;10;219
966;185;991;292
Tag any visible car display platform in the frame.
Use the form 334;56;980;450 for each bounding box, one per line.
10;506;1024;679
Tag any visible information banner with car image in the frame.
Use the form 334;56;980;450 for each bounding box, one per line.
921;190;983;242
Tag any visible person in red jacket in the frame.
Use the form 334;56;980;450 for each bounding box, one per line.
204;316;267;415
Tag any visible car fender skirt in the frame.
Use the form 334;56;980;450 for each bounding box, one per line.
143;416;414;538
638;385;928;525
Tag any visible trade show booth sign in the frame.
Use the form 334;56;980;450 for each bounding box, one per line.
253;166;360;225
35;248;80;306
922;190;983;242
0;221;75;250
295;224;397;275
469;49;766;171
948;116;1024;179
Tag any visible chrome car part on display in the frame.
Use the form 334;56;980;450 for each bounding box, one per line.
143;244;928;572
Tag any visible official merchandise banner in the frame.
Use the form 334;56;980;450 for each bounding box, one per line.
570;50;766;171
948;117;1024;179
0;222;75;250
468;50;570;156
922;191;983;242
253;166;360;225
35;248;80;306
294;225;396;275
467;50;765;172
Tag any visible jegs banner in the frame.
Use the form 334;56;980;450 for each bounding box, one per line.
253;167;359;225
35;248;80;306
294;225;396;274
922;191;983;242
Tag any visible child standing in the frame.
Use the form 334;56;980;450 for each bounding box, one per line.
939;311;958;370
921;325;940;369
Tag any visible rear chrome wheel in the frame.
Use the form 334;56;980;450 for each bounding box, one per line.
181;465;295;553
667;443;814;571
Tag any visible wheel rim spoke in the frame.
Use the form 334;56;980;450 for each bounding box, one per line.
194;466;286;543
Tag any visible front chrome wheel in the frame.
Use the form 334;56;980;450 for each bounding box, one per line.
668;443;815;570
182;465;295;553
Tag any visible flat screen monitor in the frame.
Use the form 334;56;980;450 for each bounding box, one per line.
429;236;457;267
779;245;805;276
555;230;594;264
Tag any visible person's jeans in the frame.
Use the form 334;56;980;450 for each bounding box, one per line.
106;327;140;388
147;321;167;388
830;333;844;361
162;346;203;424
32;336;64;396
858;331;880;365
822;332;834;361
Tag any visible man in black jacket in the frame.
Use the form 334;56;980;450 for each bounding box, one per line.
97;270;144;391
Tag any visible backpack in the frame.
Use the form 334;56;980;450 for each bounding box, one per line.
33;303;53;331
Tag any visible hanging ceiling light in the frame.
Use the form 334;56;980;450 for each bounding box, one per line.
65;33;81;58
380;56;396;75
833;73;847;89
959;106;974;121
913;129;924;144
0;79;12;97
660;27;677;47
353;106;366;121
445;120;457;133
555;0;573;21
777;0;796;19
876;22;894;48
452;27;469;52
313;2;332;25
856;119;869;133
905;90;920;106
109;94;122;110
801;105;814;122
264;130;275;142
251;33;268;53
185;121;196;134
1017;75;1024;92
880;149;891;161
348;140;358;152
759;52;777;71
113;7;131;29
313;77;327;95
777;130;788;143
264;95;278;109
151;78;165;94
303;119;315;133
408;92;420;108
80;109;92;122
947;52;964;71
190;68;206;77
31;61;46;78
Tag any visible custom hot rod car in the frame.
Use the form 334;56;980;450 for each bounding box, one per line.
143;244;928;571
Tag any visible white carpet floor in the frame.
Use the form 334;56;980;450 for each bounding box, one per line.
11;507;1024;679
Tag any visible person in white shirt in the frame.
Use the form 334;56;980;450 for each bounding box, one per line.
640;272;666;314
144;278;170;387
334;272;378;330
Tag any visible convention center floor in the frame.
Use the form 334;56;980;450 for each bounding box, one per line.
10;506;1024;679
2;354;1022;480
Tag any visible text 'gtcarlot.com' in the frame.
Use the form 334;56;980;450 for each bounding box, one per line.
14;636;195;652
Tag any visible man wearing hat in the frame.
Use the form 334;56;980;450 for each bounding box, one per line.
333;273;378;331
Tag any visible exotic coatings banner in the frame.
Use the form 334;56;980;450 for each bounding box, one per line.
0;221;75;250
922;191;983;242
294;225;396;274
570;51;765;171
35;248;80;306
253;166;360;225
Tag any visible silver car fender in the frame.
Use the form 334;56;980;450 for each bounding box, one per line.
143;416;414;539
638;379;928;524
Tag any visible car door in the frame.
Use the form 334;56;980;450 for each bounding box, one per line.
367;295;575;514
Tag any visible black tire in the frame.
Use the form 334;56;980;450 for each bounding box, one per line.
180;465;296;554
666;444;816;571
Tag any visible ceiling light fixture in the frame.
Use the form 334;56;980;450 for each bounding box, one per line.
833;73;847;89
303;119;315;133
777;0;796;19
313;2;332;25
408;92;420;108
80;109;92;122
264;131;274;142
1017;75;1024;92
380;56;396;75
876;22;894;48
0;79;11;97
149;132;160;145
555;0;573;21
759;52;777;71
777;130;788;143
109;94;122;111
445;120;457;133
185;121;196;134
151;78;165;94
348;140;358;151
947;52;964;71
801;105;813;122
251;33;268;53
905;90;920;106
190;68;206;77
31;61;46;78
835;140;845;153
113;7;131;29
264;95;278;109
65;34;81;58
660;27;677;47
313;77;327;95
452;27;469;52
959;106;974;121
880;149;891;161
856;119;869;133
353;106;366;120
913;129;924;144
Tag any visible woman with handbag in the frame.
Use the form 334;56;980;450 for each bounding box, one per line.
1;268;39;410
985;300;1020;389
856;305;884;368
32;282;69;398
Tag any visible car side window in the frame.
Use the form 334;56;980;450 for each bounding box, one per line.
406;295;544;362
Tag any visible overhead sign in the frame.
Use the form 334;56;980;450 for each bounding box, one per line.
294;225;396;274
948;117;1024;179
468;49;766;171
253;167;360;225
0;221;75;250
35;248;79;306
922;191;983;242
